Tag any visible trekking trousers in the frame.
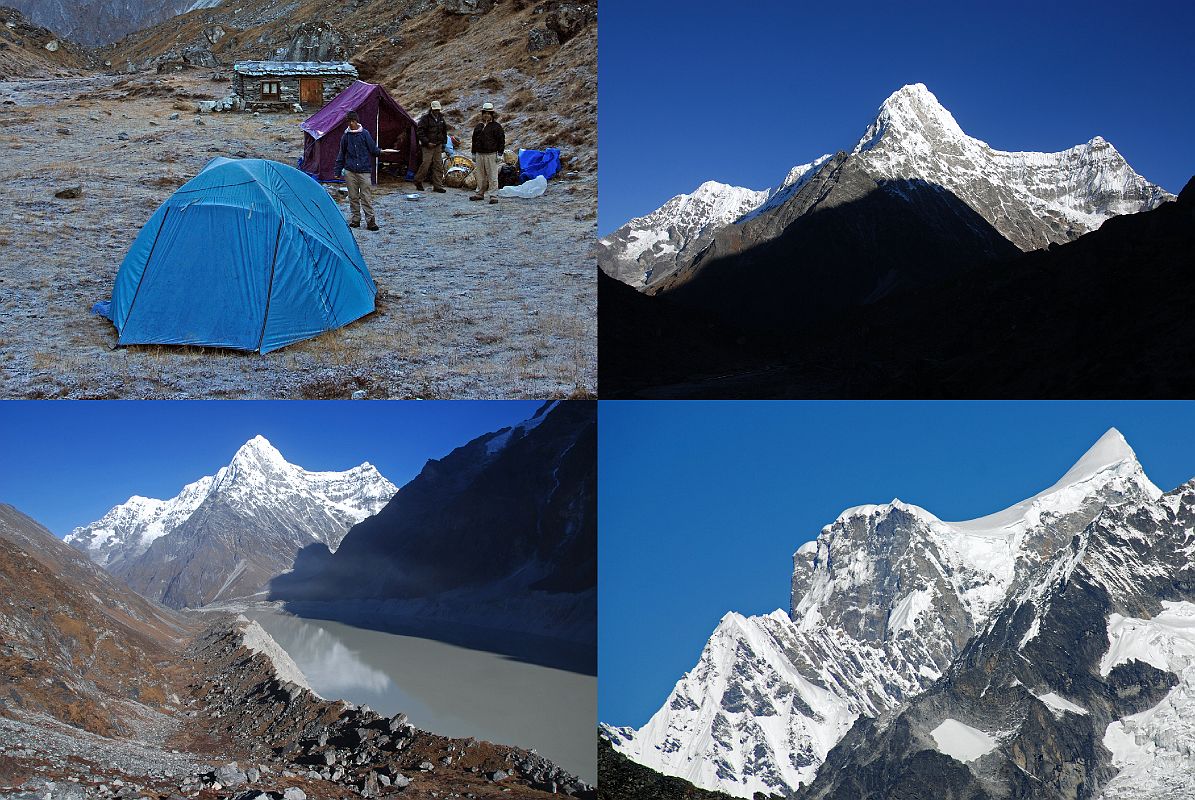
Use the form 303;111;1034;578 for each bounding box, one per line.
345;170;375;224
473;152;499;196
415;145;446;189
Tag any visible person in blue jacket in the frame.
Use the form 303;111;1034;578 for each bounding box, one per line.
335;111;393;231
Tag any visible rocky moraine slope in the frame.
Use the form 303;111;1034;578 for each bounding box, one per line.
1;503;594;800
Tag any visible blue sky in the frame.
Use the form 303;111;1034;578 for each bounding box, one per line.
598;0;1195;235
0;401;542;536
598;401;1195;727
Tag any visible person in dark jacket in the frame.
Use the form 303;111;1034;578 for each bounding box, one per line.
470;102;505;204
414;100;448;193
335;110;388;231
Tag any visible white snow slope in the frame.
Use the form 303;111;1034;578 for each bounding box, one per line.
65;436;397;566
606;428;1163;798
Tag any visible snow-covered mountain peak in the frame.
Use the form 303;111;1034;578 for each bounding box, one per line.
832;498;940;526
228;434;289;470
860;82;968;150
946;428;1159;538
67;440;397;573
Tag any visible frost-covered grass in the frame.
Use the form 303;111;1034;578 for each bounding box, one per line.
0;73;596;399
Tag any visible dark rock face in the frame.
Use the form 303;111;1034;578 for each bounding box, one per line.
270;401;596;643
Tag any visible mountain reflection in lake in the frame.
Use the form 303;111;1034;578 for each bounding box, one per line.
243;608;596;782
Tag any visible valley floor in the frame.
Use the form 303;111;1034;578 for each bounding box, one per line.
0;71;596;399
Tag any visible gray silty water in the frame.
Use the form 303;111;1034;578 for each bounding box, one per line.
243;608;596;782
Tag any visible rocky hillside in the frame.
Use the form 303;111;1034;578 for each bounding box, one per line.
0;6;92;78
66;436;397;609
271;400;596;644
1;504;593;799
106;0;597;171
0;503;195;738
603;430;1190;799
3;0;201;47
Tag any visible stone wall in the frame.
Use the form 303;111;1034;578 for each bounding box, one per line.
233;73;356;111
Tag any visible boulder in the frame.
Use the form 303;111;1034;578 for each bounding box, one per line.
528;27;559;52
283;21;350;61
44;39;59;52
437;0;495;13
283;789;306;800
546;2;597;43
54;186;82;200
215;763;248;788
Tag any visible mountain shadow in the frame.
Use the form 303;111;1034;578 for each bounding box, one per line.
602;175;1195;398
268;401;597;674
597;737;739;800
655;157;1021;333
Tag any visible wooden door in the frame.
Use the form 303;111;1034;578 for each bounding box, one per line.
299;78;324;106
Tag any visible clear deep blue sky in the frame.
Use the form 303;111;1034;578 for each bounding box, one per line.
598;0;1195;235
0;400;542;536
599;401;1195;727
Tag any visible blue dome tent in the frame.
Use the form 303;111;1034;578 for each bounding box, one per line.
97;157;376;353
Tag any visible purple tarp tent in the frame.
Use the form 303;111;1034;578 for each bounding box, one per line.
300;81;418;183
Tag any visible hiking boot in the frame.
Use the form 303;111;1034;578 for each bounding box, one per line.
414;181;425;191
469;194;484;201
367;221;380;231
349;220;360;228
433;187;446;193
489;197;498;205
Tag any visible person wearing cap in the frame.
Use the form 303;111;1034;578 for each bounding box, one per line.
470;102;505;204
414;100;449;193
335;110;392;231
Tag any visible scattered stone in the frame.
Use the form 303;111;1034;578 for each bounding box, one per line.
56;127;70;135
54;186;82;200
117;132;129;140
283;789;306;800
390;774;410;789
351;389;367;400
491;770;509;782
169;112;181;120
419;760;435;772
45;40;60;52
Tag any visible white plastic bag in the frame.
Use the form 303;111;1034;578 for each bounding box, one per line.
496;174;547;199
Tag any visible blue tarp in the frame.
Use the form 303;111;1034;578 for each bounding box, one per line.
518;148;560;182
98;158;376;354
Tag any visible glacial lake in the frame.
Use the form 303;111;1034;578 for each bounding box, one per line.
242;607;596;782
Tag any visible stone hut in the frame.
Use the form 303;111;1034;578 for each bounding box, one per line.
232;61;358;111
